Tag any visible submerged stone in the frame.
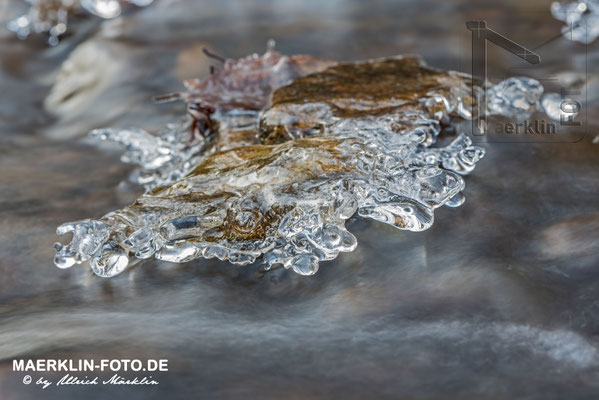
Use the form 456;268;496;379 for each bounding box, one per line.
260;55;477;146
55;46;553;277
95;53;488;190
54;135;474;277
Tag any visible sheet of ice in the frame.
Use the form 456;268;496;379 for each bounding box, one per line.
54;54;553;277
54;134;481;277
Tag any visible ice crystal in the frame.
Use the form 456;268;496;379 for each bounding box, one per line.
54;50;550;277
486;77;544;119
90;120;210;189
551;0;599;43
7;0;153;45
540;92;580;121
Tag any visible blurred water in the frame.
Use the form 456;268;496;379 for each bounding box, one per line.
0;0;598;399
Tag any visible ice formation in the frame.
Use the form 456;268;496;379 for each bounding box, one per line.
94;42;336;190
486;78;579;123
7;0;153;45
486;77;544;119
540;93;580;121
551;0;599;43
54;47;550;277
55;135;476;277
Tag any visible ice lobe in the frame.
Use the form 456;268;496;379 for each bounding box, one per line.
486;77;544;119
89;121;208;189
54;49;551;277
551;0;599;43
54;52;494;277
95;57;541;193
54;136;472;277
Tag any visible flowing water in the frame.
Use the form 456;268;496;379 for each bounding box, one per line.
1;0;599;399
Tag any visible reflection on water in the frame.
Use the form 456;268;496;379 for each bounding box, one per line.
1;0;599;399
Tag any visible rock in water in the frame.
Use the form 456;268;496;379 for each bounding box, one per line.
54;135;473;277
56;46;554;277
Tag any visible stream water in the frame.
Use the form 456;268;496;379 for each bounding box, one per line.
1;0;598;399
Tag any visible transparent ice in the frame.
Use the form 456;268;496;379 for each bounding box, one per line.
91;75;543;191
487;77;544;119
551;0;599;43
54;57;553;277
54;133;480;277
90;120;210;190
540;92;581;121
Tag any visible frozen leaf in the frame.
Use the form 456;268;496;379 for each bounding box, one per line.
55;49;557;277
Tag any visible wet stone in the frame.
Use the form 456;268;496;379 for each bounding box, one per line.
54;47;558;277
